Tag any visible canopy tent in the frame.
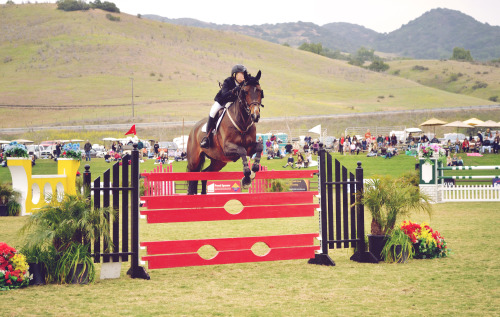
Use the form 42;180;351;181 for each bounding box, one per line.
405;127;422;133
463;118;484;126
70;139;85;142
12;139;34;144
420;118;447;137
102;137;118;141
474;120;500;128
0;140;11;144
308;124;322;135
443;121;471;128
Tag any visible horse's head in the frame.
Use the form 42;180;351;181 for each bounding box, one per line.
240;70;263;123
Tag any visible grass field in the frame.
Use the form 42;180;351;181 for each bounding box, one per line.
1;152;500;315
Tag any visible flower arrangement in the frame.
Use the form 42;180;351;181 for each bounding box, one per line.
0;242;30;290
400;221;449;259
60;143;82;161
4;142;29;158
419;144;446;165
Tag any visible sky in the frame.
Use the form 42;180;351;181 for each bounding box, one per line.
3;0;499;33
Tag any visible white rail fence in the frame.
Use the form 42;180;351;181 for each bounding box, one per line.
439;184;500;202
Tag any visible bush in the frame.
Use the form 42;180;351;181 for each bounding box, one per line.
489;96;498;102
105;13;120;22
472;81;488;90
91;0;120;13
412;65;429;71
367;60;389;72
56;0;90;11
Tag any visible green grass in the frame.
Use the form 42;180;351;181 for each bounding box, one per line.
1;152;499;315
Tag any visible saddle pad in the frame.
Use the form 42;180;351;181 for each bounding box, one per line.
201;103;231;133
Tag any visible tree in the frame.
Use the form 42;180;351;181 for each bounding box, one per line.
367;60;390;72
298;42;323;55
451;47;473;61
56;0;90;11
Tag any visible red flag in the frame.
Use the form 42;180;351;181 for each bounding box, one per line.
125;124;136;135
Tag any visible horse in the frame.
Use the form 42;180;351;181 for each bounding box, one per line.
186;71;264;195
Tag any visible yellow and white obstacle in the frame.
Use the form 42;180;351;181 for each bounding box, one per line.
8;158;80;216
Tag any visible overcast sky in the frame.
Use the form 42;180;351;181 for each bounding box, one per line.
3;0;499;33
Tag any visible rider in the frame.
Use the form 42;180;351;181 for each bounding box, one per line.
200;64;247;148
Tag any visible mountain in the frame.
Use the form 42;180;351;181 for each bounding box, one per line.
377;8;500;60
146;8;500;60
0;4;494;129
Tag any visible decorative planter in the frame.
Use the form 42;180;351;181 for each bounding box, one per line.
368;234;388;262
392;245;410;264
28;262;46;285
69;263;89;284
0;205;8;216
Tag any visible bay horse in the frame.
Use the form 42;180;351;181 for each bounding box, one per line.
186;71;264;195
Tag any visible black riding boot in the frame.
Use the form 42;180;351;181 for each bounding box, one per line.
200;116;216;148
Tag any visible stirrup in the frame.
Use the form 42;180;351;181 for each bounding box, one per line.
200;134;210;148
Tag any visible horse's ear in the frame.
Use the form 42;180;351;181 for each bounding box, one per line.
244;72;249;81
256;70;261;81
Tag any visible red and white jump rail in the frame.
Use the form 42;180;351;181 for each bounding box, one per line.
139;169;319;269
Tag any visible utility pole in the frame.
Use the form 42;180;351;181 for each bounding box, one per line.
130;77;134;118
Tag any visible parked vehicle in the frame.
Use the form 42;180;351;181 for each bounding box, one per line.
26;145;42;159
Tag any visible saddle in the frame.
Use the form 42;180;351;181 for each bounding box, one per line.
201;103;232;133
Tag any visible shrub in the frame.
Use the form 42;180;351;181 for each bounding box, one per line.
412;65;429;71
489;96;498;102
105;13;120;22
472;81;488;90
56;0;90;11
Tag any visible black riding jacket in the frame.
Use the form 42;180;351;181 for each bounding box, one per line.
214;77;239;106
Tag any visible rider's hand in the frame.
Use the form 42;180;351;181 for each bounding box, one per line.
231;86;240;94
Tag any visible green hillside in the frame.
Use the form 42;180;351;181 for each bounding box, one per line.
0;4;495;129
387;59;500;101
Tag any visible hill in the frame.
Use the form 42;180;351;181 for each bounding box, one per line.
0;3;495;130
387;59;500;101
147;8;500;61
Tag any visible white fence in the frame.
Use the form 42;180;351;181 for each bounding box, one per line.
439;184;500;202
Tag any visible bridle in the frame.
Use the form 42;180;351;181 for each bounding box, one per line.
237;82;264;116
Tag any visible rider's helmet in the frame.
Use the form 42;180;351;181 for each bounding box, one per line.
231;64;247;78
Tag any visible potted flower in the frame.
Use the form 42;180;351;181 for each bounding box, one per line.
4;142;29;159
20;192;115;284
59;143;82;161
360;175;432;261
419;143;446;165
0;183;21;216
0;242;31;290
381;227;414;263
400;221;449;259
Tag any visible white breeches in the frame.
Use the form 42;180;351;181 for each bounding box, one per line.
209;101;223;118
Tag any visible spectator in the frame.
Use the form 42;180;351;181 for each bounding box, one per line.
339;134;344;155
293;141;300;155
430;136;439;143
55;142;62;159
305;152;312;167
312;141;320;155
273;141;280;158
457;156;464;166
493;133;500;154
454;138;461;153
112;141;117;152
174;149;182;161
420;134;429;143
446;155;452;166
361;138;367;151
104;151;112;163
153;141;159;158
461;138;470;153
270;134;276;142
350;140;357;154
137;139;144;161
376;134;384;147
451;154;458;166
295;152;304;169
114;152;121;161
285;141;293;154
303;142;310;153
84;140;92;161
265;139;272;155
282;154;294;168
482;137;492;154
477;131;483;144
364;129;371;143
391;133;397;146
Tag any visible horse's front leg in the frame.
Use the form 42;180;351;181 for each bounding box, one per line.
224;143;252;188
250;142;264;177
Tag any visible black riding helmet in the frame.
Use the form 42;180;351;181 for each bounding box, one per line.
231;64;247;78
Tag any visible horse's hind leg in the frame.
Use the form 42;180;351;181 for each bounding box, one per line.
187;153;205;195
201;160;227;194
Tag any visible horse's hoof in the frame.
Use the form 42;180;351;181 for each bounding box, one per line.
241;176;252;189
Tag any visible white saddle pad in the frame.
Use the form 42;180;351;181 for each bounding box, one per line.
201;105;230;133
